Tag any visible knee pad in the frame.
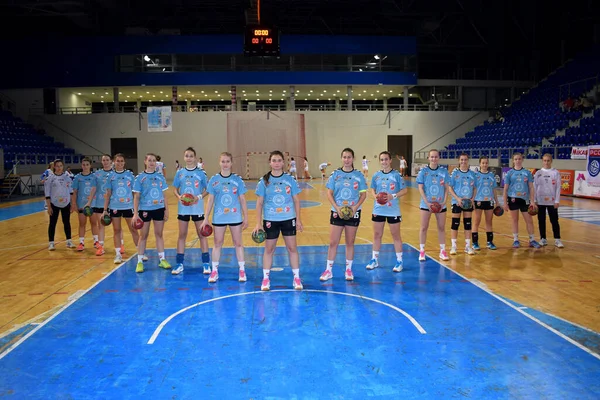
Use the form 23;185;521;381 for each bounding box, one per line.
451;217;461;231
464;217;472;231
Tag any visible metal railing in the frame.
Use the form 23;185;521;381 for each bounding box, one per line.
30;103;465;115
416;146;579;162
558;74;599;100
0;92;17;115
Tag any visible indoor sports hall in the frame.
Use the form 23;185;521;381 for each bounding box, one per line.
1;0;600;398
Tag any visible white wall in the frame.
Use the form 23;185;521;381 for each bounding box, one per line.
58;89;89;109
0;89;43;120
33;110;492;177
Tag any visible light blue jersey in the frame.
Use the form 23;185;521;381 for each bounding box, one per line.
207;173;247;224
108;170;135;210
416;166;450;209
326;168;368;211
475;171;498;202
173;167;208;216
370;169;405;217
505;168;534;200
132;171;168;211
256;173;301;221
449;168;477;205
72;173;95;209
92;169;113;209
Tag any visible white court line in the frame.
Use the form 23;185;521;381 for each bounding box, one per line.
406;243;600;361
0;254;135;361
355;237;374;245
147;289;426;344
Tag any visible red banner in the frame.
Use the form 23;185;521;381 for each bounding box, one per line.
558;170;574;195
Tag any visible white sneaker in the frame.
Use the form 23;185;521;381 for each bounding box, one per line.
555;239;564;248
449;246;457;255
465;246;475;255
293;277;303;290
203;265;212;275
344;269;354;281
418;251;426;261
261;278;270;291
439;250;450;261
320;269;333;281
392;260;403;272
365;259;378;270
113;254;123;264
208;270;219;283
540;238;548;246
66;240;76;249
172;264;184;275
48;243;55;251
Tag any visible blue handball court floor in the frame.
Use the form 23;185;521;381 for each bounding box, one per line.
0;244;599;399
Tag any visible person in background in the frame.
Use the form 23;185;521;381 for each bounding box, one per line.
155;155;166;178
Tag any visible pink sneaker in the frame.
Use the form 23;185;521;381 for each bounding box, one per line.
208;270;219;283
344;269;354;281
439;249;449;261
419;251;426;261
320;269;333;281
293;277;303;290
238;269;247;282
261;278;270;291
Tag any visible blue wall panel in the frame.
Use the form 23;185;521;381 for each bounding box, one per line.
1;35;416;89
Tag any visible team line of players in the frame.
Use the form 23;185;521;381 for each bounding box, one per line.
43;147;563;291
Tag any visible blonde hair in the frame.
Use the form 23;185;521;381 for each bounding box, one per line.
542;153;553;160
219;152;233;161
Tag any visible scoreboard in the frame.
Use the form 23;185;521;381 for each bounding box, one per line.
244;25;280;56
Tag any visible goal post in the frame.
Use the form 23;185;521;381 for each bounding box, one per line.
245;151;290;180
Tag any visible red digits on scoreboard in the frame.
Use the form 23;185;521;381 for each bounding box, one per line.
266;38;272;44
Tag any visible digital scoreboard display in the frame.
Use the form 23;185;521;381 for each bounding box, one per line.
244;25;280;56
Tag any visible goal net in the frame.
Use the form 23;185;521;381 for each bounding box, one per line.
227;112;306;177
245;151;290;180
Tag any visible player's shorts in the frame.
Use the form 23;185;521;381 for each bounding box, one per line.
177;214;205;222
508;197;529;212
213;221;243;227
138;208;165;222
330;210;361;227
263;218;296;239
474;201;494;210
371;214;402;224
420;207;447;213
92;207;104;214
451;204;474;214
110;208;134;218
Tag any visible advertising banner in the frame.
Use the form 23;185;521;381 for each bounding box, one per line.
558;170;575;195
147;106;172;132
586;145;600;186
571;146;588;160
574;170;600;199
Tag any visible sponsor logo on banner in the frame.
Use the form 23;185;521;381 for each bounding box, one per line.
571;146;588;160
574;170;600;199
558;170;574;195
587;146;600;186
